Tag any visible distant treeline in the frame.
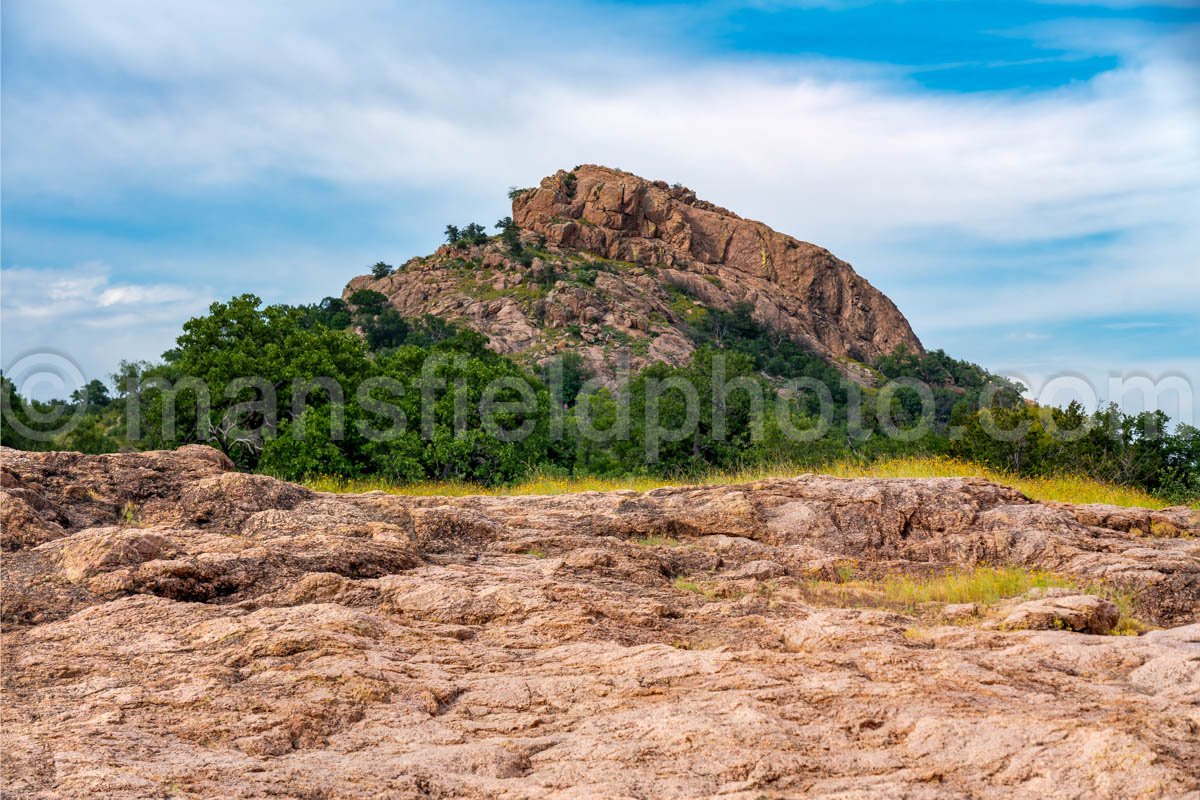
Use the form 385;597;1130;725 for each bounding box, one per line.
3;293;1197;503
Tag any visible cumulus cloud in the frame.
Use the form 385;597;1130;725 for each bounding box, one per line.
1;263;213;393
2;0;1197;411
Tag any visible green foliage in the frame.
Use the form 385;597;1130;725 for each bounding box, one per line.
494;215;528;266
445;222;489;248
364;309;410;351
70;379;112;410
874;344;1023;430
4;286;1195;504
462;222;488;243
347;289;388;316
136;294;372;467
370;261;394;279
541;352;591;408
3;372;126;454
110;294;557;483
698;303;842;381
306;297;352;330
1;373;43;450
951;402;1200;503
573;259;615;287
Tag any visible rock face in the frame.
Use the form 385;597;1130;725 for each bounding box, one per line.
515;165;921;363
347;165;922;383
4;445;1200;798
1000;592;1122;634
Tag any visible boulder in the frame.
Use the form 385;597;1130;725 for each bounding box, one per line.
1001;594;1121;634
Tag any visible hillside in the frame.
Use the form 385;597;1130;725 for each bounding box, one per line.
346;165;922;383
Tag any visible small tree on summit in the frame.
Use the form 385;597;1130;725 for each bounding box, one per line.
370;262;394;279
462;222;488;244
445;223;489;248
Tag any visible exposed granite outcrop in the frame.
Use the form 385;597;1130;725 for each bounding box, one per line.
346;165;923;384
4;445;1199;798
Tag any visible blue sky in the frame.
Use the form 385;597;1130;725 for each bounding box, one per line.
2;0;1198;418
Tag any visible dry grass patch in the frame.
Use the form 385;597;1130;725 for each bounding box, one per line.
304;456;1183;509
877;567;1073;607
791;565;1150;636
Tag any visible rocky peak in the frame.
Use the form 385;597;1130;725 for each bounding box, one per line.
347;165;924;382
512;165;923;363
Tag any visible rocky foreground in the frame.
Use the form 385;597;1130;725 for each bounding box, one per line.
2;446;1199;798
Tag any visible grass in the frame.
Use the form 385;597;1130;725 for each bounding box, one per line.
632;535;681;547
822;457;1174;508
796;565;1148;636
671;576;718;600
303;455;1180;509
119;501;142;527
877;566;1075;606
668;564;1149;635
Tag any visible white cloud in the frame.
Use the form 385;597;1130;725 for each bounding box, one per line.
8;2;1196;243
1;264;213;395
96;284;194;307
2;1;1197;406
1103;320;1172;330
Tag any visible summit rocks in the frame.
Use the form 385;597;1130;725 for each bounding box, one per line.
347;165;923;383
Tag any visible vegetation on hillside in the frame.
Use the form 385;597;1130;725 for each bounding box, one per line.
3;285;1197;506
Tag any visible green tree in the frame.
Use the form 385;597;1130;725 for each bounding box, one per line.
307;297;352;330
136;294;371;467
462;222;488;244
363;308;411;351
1;373;40;450
495;216;521;256
71;379;112;410
348;289;389;317
367;343;556;483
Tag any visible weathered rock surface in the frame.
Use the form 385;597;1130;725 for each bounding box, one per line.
3;445;1200;798
515;165;921;362
1000;593;1121;634
347;165;923;383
